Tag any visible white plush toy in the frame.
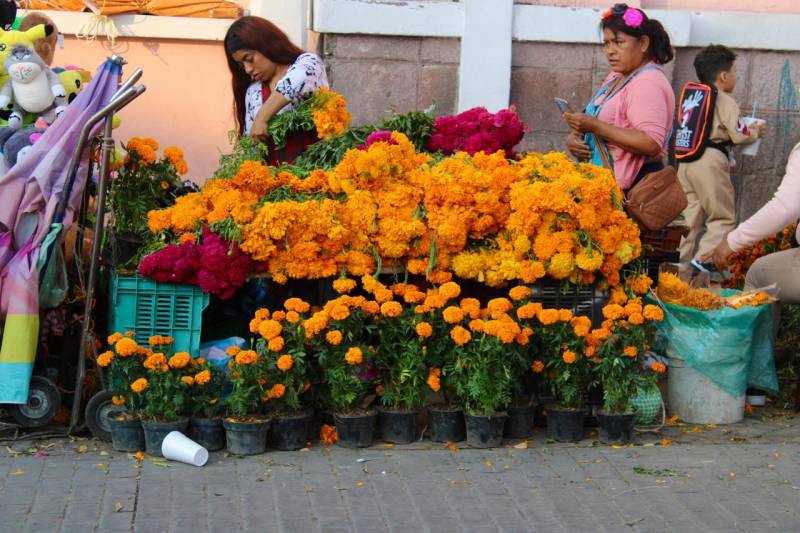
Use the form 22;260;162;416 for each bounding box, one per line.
0;44;66;129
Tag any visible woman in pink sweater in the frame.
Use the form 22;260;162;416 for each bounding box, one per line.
706;143;800;303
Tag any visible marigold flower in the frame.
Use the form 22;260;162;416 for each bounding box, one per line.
571;316;591;337
375;384;384;395
181;376;195;386
427;373;441;392
284;297;311;313
226;346;241;357
450;326;471;346
558;309;573;322
97;351;114;367
380;301;403;318
268;336;285;353
345;347;363;365
320;424;338;445
643;305;664;322
330;305;350;321
107;332;123;345
255;308;270;320
235;349;258;365
115;337;138;356
112;395;125;406
469;319;485;333
131;378;148;393
592;328;612;341
269;383;286;399
628;312;644;325
623;346;638;357
143;352;167;370
286;311;300;323
258;320;283;340
416;322;433;338
333;278;357;294
459;297;481;319
272;310;287;322
168;352;191;369
651;362;666;373
438;281;461;300
531;360;544;373
195;369;211;385
277;354;294;372
509;285;532;301
326;330;343;345
538;309;559;326
442;306;464;324
562;350;577;364
628;274;653;295
602;304;625;320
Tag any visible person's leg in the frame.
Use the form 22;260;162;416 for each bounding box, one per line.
677;165;703;264
695;166;737;261
744;248;800;303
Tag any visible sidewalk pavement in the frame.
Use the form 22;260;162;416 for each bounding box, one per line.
1;410;799;533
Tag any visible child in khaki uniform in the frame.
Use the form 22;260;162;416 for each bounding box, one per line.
678;45;765;264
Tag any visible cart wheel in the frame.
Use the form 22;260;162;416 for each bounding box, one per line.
8;376;61;428
85;390;125;442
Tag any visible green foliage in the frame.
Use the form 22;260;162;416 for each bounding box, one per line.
215;134;267;180
536;321;595;410
375;308;428;411
451;335;515;416
187;361;225;419
257;315;312;414
771;304;800;409
268;97;316;150
139;370;190;422
226;351;266;419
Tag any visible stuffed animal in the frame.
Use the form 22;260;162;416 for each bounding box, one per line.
0;124;44;174
0;44;66;128
0;24;51;84
54;66;92;104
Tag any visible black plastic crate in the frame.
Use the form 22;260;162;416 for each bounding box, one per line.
529;281;608;325
635;251;680;280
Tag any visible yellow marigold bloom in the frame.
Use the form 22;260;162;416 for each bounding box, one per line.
575;248;604;272
558;309;573;322
450;326;471;346
326;330;343;345
277;354;294;372
269;383;286;399
194;369;211;385
602;304;625;321
107;332;123;345
380;301;403;318
643;305;664;322
284;298;311;313
628;274;653;295
442;306;464;324
235;350;258;365
345;347;363;365
628;312;644;325
112;395;125;406
416;322;433;338
143;352;167;370
115;337;138;356
438;281;461;300
97;351;114;367
268;336;285;352
286;311;300;323
562;350;577;364
168;352;191;369
330;305;350;321
181;376;195;386
131;378;148;393
469;319;485;333
509;285;532;301
333;278;357;294
531;360;544;373
427;373;441;392
623;346;638;357
548;252;575;280
538;309;559;326
258;320;283;340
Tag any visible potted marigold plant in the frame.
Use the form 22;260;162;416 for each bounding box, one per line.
450;297;530;448
223;345;269;455
504;286;541;439
594;283;665;445
130;348;193;456
185;357;225;452
256;298;315;451
312;287;380;448
97;331;147;452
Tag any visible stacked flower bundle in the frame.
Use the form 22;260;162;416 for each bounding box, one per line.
427;106;526;157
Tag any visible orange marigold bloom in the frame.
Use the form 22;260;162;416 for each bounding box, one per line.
269;383;286;399
168;352;191;369
112;395;125;406
628;274;653;295
255;308;270;320
268;336;285;353
286;311;300;323
249;318;262;334
235;350;258;365
538;309;559;326
277;354;294;372
571;316;591;337
487;298;513;315
509;285;532;301
438;281;461;300
361;301;380;315
284;297;310;313
459;297;482;319
623;346;638;357
643;305;664;322
143;352;167;370
258;320;282;340
178;232;196;245
330;305;350;321
97;351;114;367
107;332;123;345
403;290;426;304
115;337;138;356
469;319;485;333
628;312;644;325
651;362;666;373
558;309;573;322
181;376;195;386
442;306;464;324
592;328;612;341
427;373;441;392
271;310;287;322
131;378;148;393
374;288;394;303
531;360;545;373
345;347;363;365
380;301;403;318
562;350;577;364
450;326;471;346
326;330;343;345
226;346;241;356
602;304;625;320
333;278;357;294
375;384;384;395
194;369;211;385
320;424;338;445
416;322;433;338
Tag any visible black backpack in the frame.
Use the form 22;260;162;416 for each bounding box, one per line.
673;82;723;163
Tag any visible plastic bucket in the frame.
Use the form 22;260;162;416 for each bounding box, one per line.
667;353;744;424
161;431;209;466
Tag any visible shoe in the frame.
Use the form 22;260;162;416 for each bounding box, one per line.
746;388;766;406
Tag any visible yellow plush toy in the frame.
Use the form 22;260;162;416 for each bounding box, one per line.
0;24;50;85
55;67;92;104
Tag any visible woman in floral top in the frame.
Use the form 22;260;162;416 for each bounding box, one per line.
224;16;329;163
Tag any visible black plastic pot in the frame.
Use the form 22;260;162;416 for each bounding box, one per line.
597;410;636;445
141;418;189;457
465;412;507;448
378;408;418;444
190;418;225;452
504;401;535;439
113;232;144;267
109;416;144;452
546;405;586;442
271;411;312;451
223;419;270;455
428;405;466;443
334;410;376;448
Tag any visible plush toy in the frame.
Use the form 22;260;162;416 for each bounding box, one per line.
0;124;44;174
0;44;66;128
0;24;51;84
54;66;92;104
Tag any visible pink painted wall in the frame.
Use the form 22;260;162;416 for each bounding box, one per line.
516;0;800;13
59;36;235;183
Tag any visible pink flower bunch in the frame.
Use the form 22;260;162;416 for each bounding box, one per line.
357;130;397;150
138;228;263;299
427;106;526;157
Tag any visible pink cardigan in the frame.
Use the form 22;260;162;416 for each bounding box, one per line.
728;143;800;251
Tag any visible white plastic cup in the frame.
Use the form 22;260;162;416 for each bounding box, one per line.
161;431;209;466
741;117;765;157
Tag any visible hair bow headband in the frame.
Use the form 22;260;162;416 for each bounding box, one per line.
602;3;644;28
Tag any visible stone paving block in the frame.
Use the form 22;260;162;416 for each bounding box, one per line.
22;513;63;533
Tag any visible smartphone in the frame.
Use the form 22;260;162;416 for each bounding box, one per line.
554;97;573;114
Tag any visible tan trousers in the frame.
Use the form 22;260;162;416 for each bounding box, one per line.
745;248;800;304
677;151;737;263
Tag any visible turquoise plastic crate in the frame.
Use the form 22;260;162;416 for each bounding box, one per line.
109;274;209;356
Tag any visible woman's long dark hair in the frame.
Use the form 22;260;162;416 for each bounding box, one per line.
224;16;304;135
601;4;674;65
